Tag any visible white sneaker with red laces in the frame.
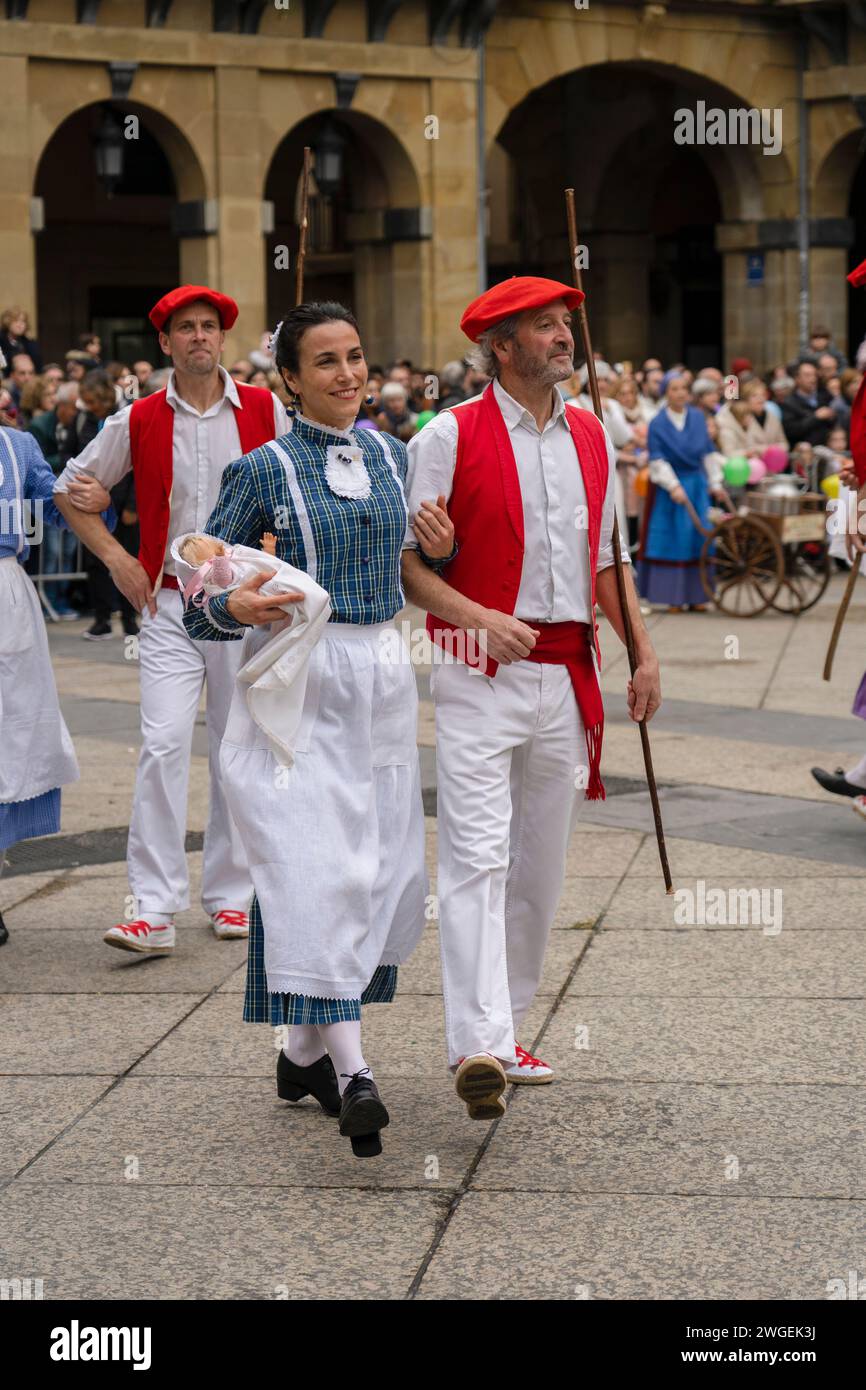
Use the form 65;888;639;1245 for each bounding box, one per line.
210;909;249;940
103;918;176;955
505;1043;554;1084
454;1052;507;1120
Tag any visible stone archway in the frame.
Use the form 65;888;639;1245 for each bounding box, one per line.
489;60;776;367
33;100;208;364
264;110;427;368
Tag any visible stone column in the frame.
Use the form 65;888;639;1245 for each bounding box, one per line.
810;245;849;348
719;219;854;370
428;77;479;366
717;222;799;371
0;56;37;333
213;67;266;362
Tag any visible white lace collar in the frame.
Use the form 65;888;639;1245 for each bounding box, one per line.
294;411;357;442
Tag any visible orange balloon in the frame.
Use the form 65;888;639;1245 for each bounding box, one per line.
635;466;650;498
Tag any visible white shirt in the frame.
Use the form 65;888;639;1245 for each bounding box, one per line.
404;377;629;624
54;366;290;575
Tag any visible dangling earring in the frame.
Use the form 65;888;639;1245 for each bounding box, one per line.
364;393;375;406
286;393;297;418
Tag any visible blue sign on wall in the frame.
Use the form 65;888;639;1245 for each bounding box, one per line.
747;252;764;286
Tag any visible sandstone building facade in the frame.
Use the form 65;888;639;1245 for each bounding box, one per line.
2;0;865;370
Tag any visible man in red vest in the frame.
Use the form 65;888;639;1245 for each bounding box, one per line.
402;276;662;1118
54;286;289;956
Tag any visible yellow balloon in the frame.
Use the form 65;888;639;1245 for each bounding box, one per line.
821;473;840;499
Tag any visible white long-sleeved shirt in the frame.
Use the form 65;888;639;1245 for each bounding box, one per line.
54;366;290;576
404;377;629;624
648;406;724;493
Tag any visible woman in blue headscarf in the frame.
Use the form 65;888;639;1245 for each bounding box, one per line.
637;372;727;610
0;395;111;944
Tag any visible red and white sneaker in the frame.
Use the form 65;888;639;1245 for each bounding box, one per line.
505;1043;554;1084
210;909;249;940
103;918;175;955
454;1053;507;1120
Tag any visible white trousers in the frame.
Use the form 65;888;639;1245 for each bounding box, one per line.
127;587;252;916
432;658;586;1068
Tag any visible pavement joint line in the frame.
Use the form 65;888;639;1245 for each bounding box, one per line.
5;1181;863;1200
0;961;243;1197
404;829;648;1300
757;612;797;711
4;1073;865;1087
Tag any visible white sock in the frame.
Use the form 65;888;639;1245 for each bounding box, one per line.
138;912;173;928
845;755;866;788
315;1020;370;1096
284;1024;325;1068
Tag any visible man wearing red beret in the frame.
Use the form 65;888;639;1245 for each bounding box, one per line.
402;276;661;1117
54;286;290;955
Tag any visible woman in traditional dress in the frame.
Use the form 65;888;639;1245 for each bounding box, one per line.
183;302;453;1157
636;372;727;611
0;417;110;944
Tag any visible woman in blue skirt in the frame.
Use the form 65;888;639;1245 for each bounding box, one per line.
637;373;727;610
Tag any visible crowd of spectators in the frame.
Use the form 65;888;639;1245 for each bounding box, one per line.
2;299;861;629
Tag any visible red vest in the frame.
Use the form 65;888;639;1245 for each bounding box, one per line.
426;382;610;675
128;382;275;586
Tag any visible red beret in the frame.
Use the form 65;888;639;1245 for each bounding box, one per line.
848;256;866;289
149;285;238;333
460;276;584;343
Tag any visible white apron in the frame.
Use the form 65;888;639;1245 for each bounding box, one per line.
220;620;427;1000
0;555;79;803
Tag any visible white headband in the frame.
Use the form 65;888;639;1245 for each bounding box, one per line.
268;320;284;358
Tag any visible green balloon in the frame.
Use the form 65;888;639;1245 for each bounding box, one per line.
414;410;436;432
723;455;750;486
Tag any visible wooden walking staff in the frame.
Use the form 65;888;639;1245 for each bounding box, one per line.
295;146;313;305
823;559;859;682
564;187;673;893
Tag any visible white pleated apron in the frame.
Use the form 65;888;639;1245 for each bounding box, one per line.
219;619;427;999
0;555;79;804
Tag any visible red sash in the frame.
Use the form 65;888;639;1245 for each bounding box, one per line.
524;620;605;801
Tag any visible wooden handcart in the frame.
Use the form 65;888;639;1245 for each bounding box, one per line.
682;479;831;618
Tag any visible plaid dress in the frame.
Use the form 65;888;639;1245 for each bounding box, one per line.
184;415;421;1024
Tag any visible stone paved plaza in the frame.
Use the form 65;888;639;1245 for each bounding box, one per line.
1;585;865;1300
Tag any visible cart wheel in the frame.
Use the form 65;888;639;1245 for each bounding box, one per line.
770;541;832;614
700;515;784;617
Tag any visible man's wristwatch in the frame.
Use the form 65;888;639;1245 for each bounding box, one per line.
418;540;458;573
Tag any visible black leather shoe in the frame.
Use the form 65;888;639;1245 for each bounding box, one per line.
0;911;7;947
276;1049;341;1117
338;1069;389;1158
811;766;863;799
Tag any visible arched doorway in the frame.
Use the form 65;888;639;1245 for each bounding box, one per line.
34;103;205;365
264;111;426;367
491;64;757;367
